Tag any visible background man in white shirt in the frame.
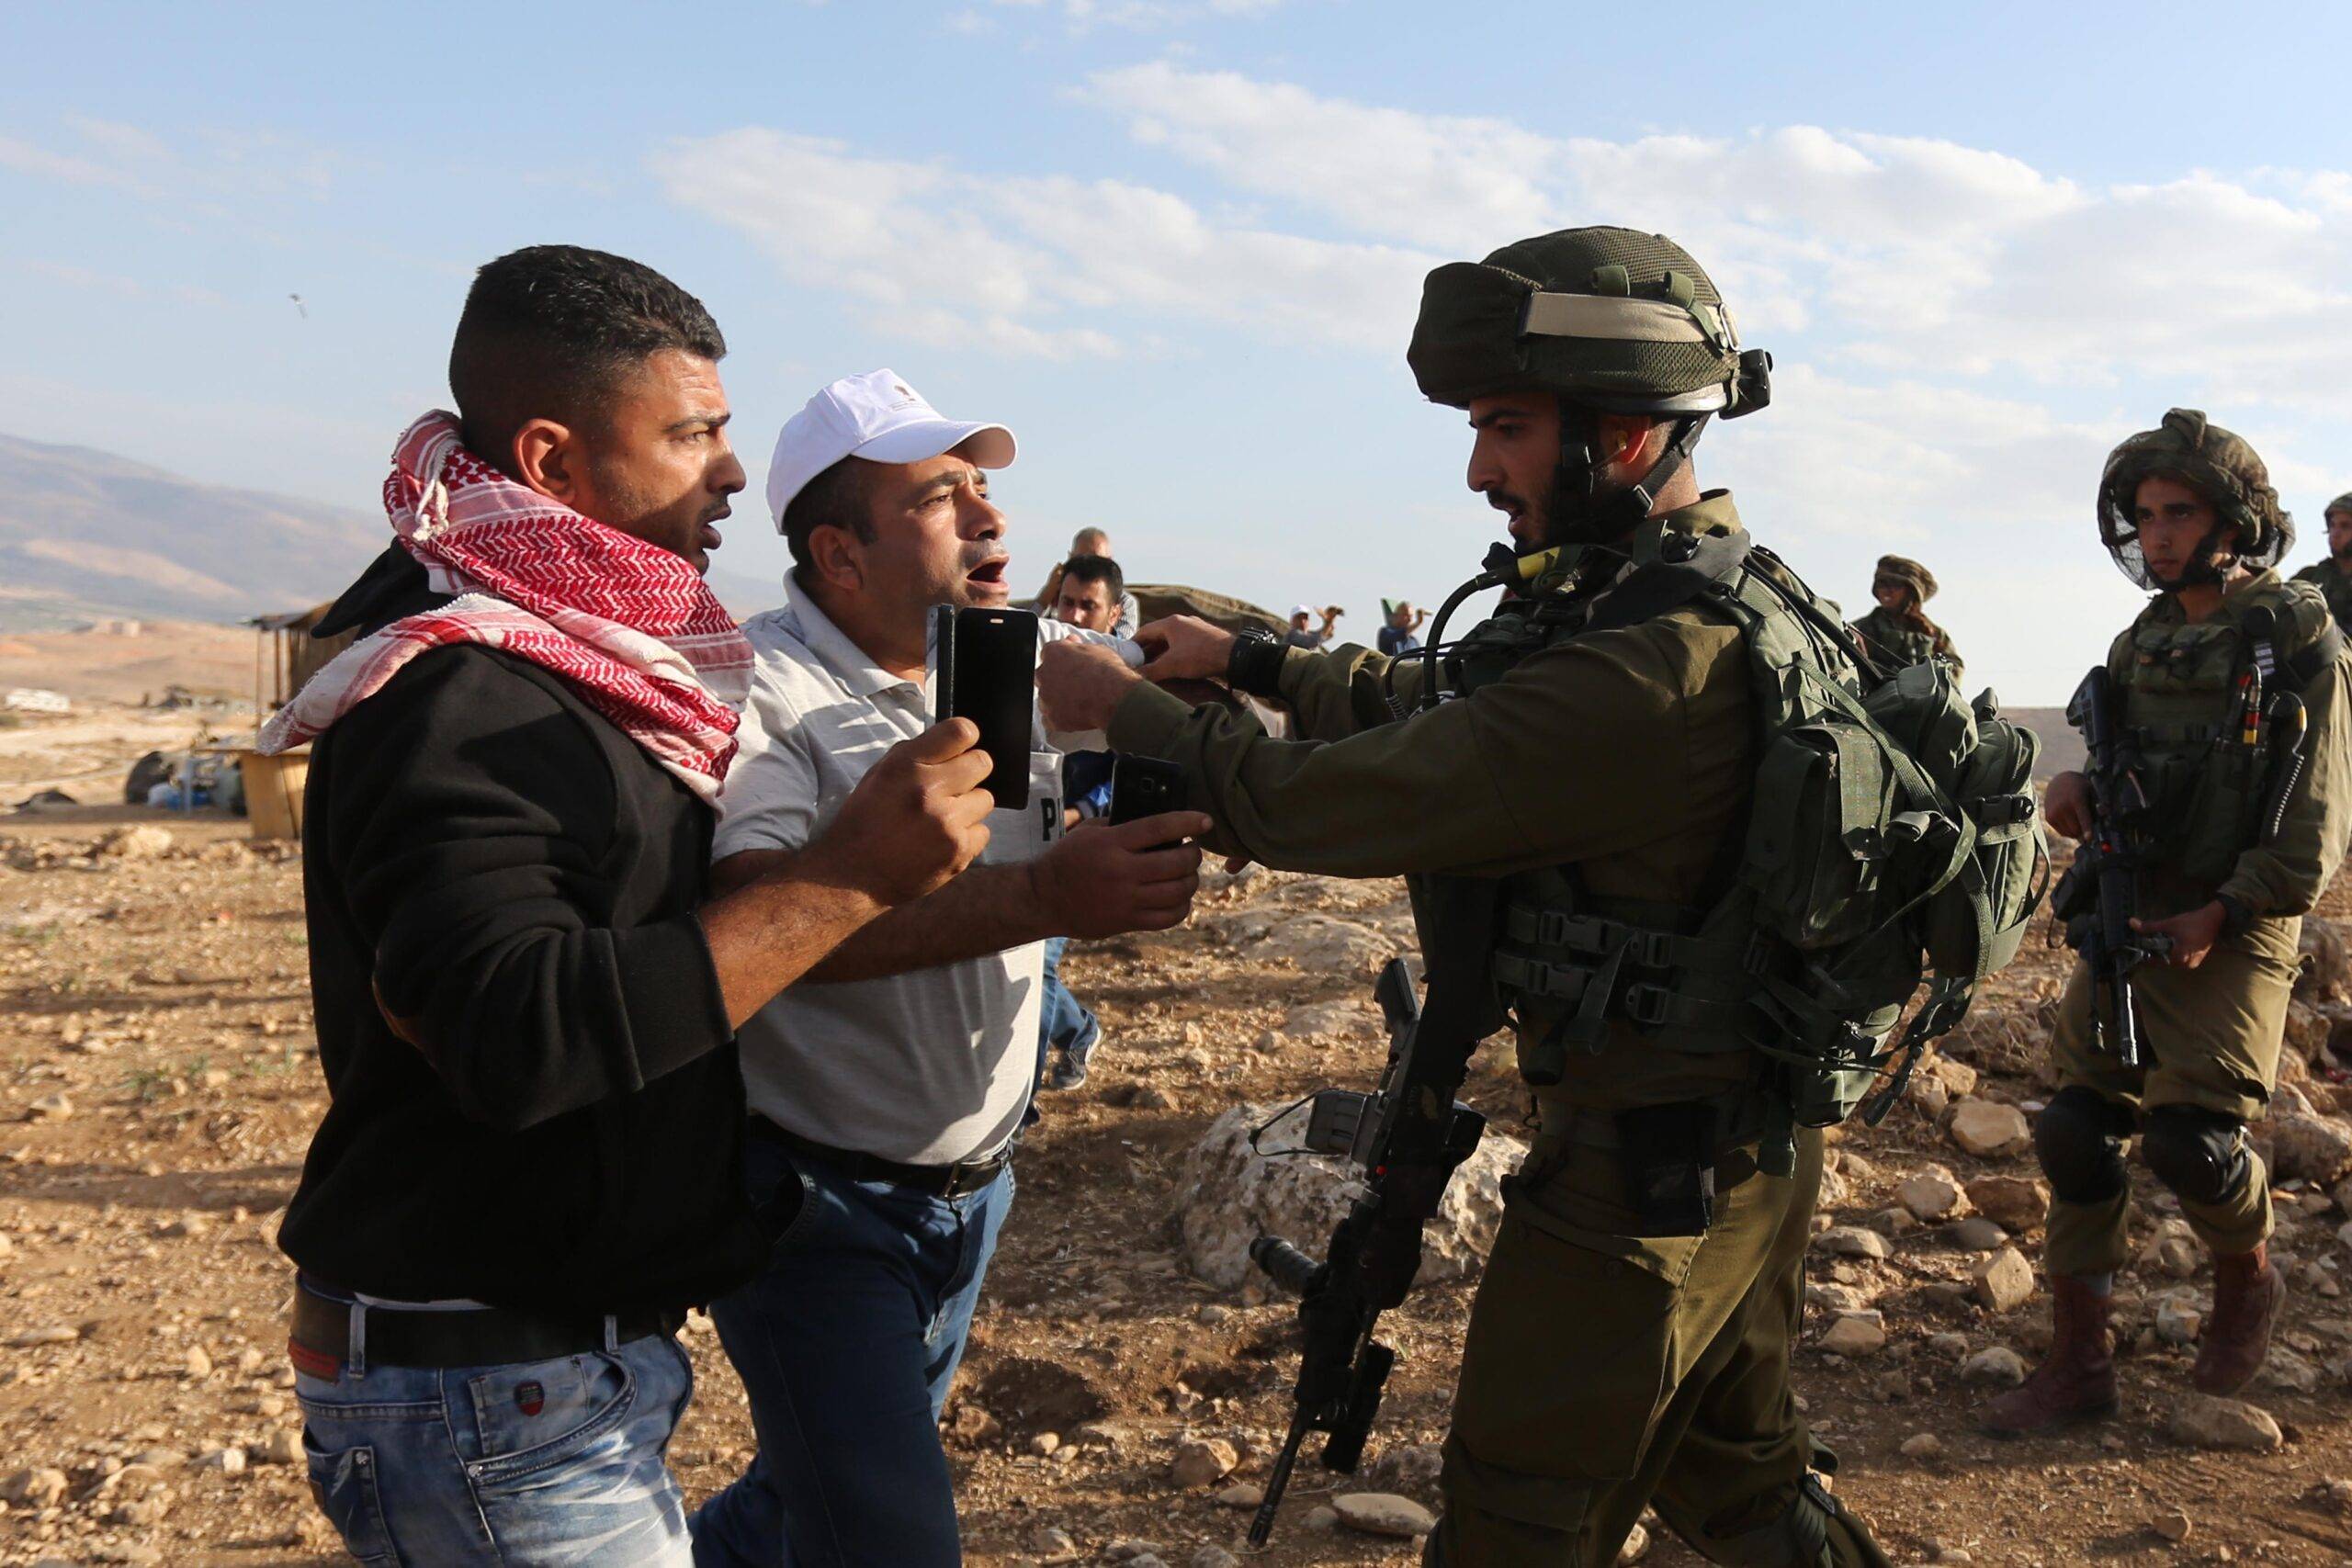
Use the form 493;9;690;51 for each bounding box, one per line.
690;371;1208;1568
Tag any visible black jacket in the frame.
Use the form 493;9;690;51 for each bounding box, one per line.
277;548;765;1312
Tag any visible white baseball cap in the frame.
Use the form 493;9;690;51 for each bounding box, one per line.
1291;604;1315;618
765;367;1017;528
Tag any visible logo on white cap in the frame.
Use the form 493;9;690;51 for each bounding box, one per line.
765;368;1017;528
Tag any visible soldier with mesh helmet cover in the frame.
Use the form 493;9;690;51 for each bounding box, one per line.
1849;554;1962;678
1037;227;1892;1566
1983;412;2352;1437
2291;490;2352;634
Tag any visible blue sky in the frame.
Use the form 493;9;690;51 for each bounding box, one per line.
6;1;2352;702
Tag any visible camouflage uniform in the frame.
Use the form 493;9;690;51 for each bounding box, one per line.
2290;552;2352;636
1109;230;1886;1567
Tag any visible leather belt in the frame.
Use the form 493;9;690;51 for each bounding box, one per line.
751;1116;1011;1200
289;1280;684;1374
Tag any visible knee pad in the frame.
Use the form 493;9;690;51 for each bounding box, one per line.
2141;1104;2250;1206
2033;1088;2132;1204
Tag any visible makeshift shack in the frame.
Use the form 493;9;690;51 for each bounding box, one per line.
239;603;352;840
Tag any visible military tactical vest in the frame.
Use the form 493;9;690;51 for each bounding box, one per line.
2109;572;2341;891
1437;520;2044;1170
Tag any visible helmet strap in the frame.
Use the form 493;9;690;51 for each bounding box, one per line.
1539;405;1709;548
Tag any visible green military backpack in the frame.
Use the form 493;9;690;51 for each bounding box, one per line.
1460;525;2046;1168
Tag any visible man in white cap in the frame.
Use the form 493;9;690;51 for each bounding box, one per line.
1285;601;1342;649
691;369;1210;1567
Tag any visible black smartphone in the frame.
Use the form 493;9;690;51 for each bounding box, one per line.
933;604;1037;809
1109;755;1187;828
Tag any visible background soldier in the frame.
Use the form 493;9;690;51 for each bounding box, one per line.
1040;228;1889;1566
1849;553;1962;677
1984;411;2352;1434
2290;491;2352;634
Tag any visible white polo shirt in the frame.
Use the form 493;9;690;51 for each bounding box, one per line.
715;574;1132;1166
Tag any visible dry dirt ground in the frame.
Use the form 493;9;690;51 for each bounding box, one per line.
2;710;2351;1568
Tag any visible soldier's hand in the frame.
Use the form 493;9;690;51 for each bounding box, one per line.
2043;771;2093;841
810;720;993;906
1030;812;1212;939
2132;901;2226;969
1135;615;1236;682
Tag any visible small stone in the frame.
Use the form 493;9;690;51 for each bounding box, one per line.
1104;1541;1167;1562
1821;1312;1889;1358
1965;1175;2051;1232
1196;1303;1232;1325
1866;1206;1919;1238
196;1446;245;1473
1333;1492;1439;1538
1897;1168;1971;1223
6;1325;78;1347
1169;1438;1238;1489
1928;1331;1971;1359
1132;1086;1179;1111
1619;1520;1651;1561
1961;1347;2029;1385
26;1094;72;1122
2319;1478;2352;1515
1029;1431;1060;1457
1190;1549;1241;1568
1216;1482;1264;1509
2168;1393;2284;1452
1971;1247;2036;1313
0;1467;68;1507
1814;1225;1890;1260
1305;1505;1340;1529
1947;1217;2009;1253
160;1213;210;1239
2156;1299;2203;1346
2152;1506;2193;1543
1949;1099;2031;1157
251;1428;303;1465
182;1345;213;1379
1030;1524;1079;1561
1900;1432;1943;1459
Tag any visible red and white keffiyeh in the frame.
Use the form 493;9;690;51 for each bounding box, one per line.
259;412;753;801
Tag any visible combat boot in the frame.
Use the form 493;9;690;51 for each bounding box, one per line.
1980;1274;2116;1434
2193;1241;2284;1395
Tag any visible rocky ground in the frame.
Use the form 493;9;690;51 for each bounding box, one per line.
2;711;2352;1566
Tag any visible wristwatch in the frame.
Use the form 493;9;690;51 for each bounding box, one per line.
1227;626;1289;699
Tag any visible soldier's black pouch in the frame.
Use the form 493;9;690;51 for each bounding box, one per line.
1613;1100;1717;1235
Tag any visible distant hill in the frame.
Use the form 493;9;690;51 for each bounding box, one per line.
0;434;776;630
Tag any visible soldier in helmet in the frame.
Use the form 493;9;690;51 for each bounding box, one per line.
1849;555;1962;678
1040;228;1890;1565
1984;412;2352;1436
2290;491;2352;634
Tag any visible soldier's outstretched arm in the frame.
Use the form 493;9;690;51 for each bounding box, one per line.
2219;643;2352;919
1105;621;1722;880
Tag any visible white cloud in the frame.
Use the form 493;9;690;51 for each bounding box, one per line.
989;0;1289;29
652;128;1432;356
0;117;335;206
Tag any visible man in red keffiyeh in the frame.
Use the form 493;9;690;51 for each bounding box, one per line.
274;245;996;1568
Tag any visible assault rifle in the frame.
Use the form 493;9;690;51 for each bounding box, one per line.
2052;665;2168;1067
1246;957;1486;1548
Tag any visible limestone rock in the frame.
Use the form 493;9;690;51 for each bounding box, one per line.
1333;1492;1438;1539
1172;1101;1523;1290
2167;1393;2283;1452
26;1094;72;1122
1282;1000;1373;1040
2153;1506;2193;1543
2299;917;2352;1004
1899;1432;1943;1459
0;1467;68;1508
1031;1525;1080;1561
1190;1548;1241;1568
1947;1217;2010;1253
1247;915;1399;976
250;1428;302;1465
1961;1347;2028;1385
196;1446;245;1472
1363;1441;1443;1500
1897;1168;1970;1223
1813;1225;1890;1261
95;824;174;859
2267;1111;2352;1188
1620;1520;1652;1561
1950;1100;2031;1158
2156;1298;2202;1346
1821;1312;1888;1358
1964;1175;2050;1233
1972;1247;2035;1312
1170;1438;1238;1489
1216;1482;1263;1509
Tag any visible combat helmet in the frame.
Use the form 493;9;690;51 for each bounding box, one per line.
1408;226;1772;543
2326;491;2352;522
2096;409;2293;590
1873;554;1937;604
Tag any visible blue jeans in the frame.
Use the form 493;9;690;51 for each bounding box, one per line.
692;1134;1014;1568
1039;936;1099;1064
295;1322;696;1566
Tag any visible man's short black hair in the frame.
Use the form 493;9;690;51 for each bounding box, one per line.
448;244;726;468
780;457;877;571
1059;552;1125;603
